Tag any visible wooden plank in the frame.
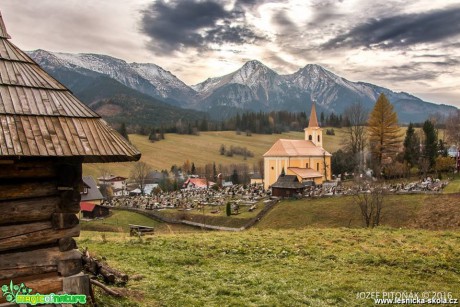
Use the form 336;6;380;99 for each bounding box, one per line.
0;115;13;155
0;196;58;225
28;115;48;156
24;86;39;114
0;181;57;201
62;117;85;155
31;88;46;117
0;246;81;270
12;114;30;156
58;259;83;277
0;116;9;155
20;115;40;155
0;221;50;239
6;115;22;155
0;265;57;280
50;116;72;156
44;116;63;156
36;116;55;156
0;224;80;252
0;161;56;179
58;190;81;213
0;86;13;114
51;213;79;230
72;118;91;155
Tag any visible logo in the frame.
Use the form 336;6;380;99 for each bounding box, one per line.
1;281;86;305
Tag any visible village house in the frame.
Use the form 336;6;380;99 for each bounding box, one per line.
182;177;216;190
80;203;110;219
81;176;104;204
0;11;140;303
98;175;128;196
263;103;332;190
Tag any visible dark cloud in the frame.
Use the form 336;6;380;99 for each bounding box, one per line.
141;0;262;54
322;5;460;50
272;10;296;29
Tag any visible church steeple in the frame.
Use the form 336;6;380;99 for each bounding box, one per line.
308;102;319;128
304;101;323;147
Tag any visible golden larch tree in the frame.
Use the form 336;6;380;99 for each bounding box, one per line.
368;93;402;172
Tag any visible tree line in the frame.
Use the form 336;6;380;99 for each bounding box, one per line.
331;93;459;179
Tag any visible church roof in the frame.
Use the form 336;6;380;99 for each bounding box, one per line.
288;167;323;179
263;139;331;157
0;12;140;163
308;102;319;128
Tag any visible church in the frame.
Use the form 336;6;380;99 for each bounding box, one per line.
263;103;332;190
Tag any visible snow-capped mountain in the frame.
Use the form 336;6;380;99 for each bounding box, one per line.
28;50;196;107
28;50;457;122
192;62;457;121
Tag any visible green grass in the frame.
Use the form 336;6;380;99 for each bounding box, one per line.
78;228;460;306
257;194;460;230
443;176;460;194
83;129;347;178
80;210;197;234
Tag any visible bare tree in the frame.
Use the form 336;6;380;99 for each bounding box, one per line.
445;110;460;146
352;183;385;228
343;102;368;172
130;162;152;195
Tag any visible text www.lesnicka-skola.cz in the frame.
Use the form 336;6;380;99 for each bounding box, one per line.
357;291;458;305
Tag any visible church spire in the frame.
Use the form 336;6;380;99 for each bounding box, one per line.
304;100;323;147
0;12;11;39
308;101;319;128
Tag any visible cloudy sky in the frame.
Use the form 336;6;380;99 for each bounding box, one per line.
2;0;460;107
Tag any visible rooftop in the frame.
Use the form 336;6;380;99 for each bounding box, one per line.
0;11;140;163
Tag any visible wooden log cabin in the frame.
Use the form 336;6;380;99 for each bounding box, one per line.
0;11;140;304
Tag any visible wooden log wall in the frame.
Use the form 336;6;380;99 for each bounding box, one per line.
0;159;89;303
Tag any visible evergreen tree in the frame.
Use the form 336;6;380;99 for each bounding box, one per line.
226;202;232;216
422;120;438;168
403;123;420;167
191;162;196;175
231;169;239;184
368;93;401;173
118;122;129;141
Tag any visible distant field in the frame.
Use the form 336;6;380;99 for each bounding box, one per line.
83;129;348;178
78;228;460;306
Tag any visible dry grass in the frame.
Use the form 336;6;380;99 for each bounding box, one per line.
83;129;347;178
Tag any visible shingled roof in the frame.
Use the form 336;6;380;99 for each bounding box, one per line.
0;12;140;163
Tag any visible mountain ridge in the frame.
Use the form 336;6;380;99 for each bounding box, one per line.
28;50;457;123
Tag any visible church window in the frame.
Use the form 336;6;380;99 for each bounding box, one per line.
317;163;319;171
306;163;309;168
318;135;320;142
309;135;312;141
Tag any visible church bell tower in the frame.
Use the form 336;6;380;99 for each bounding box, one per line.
304;102;323;147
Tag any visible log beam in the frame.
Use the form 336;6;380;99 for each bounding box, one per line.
0;182;57;201
0;197;59;225
0;224;80;252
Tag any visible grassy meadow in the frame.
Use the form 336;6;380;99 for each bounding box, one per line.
78;228;460;306
83;129;347;178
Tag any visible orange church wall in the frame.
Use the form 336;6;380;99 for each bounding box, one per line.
264;156;332;190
